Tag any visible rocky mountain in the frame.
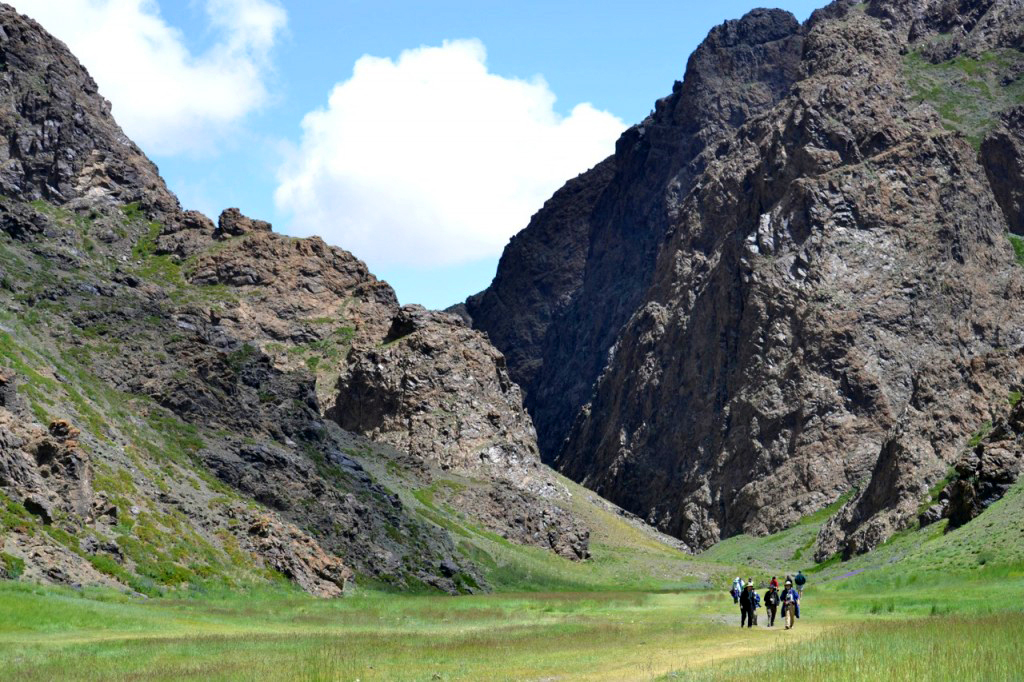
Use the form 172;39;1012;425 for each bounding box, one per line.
466;10;806;458
0;3;601;595
331;304;589;559
467;0;1024;558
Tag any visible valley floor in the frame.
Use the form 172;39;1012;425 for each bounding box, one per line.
1;568;1021;681
5;477;1024;680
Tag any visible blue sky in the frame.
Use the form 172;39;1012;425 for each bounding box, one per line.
15;0;825;309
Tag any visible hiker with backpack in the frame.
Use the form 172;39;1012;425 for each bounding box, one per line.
731;576;742;603
795;570;806;595
764;585;780;627
739;583;756;628
781;579;800;630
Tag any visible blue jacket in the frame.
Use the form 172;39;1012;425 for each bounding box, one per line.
782;588;800;617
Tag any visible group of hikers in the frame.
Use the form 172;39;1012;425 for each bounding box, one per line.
729;571;805;630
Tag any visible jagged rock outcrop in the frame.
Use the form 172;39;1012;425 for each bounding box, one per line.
934;394;1024;530
331;305;591;558
333;306;539;476
186;225;398;379
470;0;1024;558
240;512;352;598
0;4;177;217
216;207;272;238
0;397;92;526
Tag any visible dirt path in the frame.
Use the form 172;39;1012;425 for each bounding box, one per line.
572;619;835;681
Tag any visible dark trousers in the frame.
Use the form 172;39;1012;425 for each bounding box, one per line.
766;605;777;626
741;607;753;627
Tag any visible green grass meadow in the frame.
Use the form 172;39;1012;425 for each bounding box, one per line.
3;477;1024;682
4;466;1024;680
2;568;1022;681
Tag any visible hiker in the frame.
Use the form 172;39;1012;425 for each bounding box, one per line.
731;576;742;603
770;575;778;589
739;583;756;628
764;585;779;627
795;570;806;595
751;588;761;626
781;579;800;630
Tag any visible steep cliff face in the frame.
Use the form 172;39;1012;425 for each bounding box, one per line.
471;0;1024;557
0;5;177;218
982;106;1024;234
463;158;616;396
467;9;806;456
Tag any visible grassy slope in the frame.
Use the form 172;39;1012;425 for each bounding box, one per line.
697;478;1024;590
353;446;731;592
904;47;1024;150
0;308;278;595
697;492;854;577
0;206;303;595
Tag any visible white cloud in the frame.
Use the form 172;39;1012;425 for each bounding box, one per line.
12;0;286;155
275;39;624;268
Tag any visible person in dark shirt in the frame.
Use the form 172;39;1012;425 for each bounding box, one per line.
764;586;780;627
739;583;756;628
795;570;806;595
